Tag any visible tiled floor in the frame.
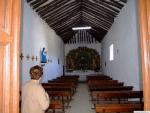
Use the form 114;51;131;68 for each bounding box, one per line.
65;83;95;113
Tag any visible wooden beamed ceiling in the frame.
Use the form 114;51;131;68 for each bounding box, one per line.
27;0;127;43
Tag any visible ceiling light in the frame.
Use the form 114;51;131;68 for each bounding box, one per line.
72;26;92;30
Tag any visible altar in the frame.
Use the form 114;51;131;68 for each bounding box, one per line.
65;70;101;81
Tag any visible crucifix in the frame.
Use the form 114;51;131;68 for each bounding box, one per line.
20;53;24;60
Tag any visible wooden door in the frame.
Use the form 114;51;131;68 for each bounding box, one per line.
139;0;150;110
0;0;21;113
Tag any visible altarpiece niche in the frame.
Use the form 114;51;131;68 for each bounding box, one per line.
66;47;100;72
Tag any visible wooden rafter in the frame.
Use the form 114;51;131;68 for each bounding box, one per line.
45;3;81;23
92;0;120;13
47;9;81;27
82;11;111;29
83;0;118;16
36;0;68;12
27;0;34;3
82;1;115;18
51;15;81;31
27;0;128;42
82;6;114;22
40;0;78;18
32;0;48;9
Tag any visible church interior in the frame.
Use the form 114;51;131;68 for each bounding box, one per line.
19;0;145;112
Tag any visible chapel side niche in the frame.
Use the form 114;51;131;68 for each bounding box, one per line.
66;47;101;72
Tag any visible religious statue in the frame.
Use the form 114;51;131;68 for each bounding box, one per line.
40;48;47;63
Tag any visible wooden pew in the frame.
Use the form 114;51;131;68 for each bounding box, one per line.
86;75;111;80
88;80;118;86
49;100;64;113
91;91;143;104
88;82;124;87
89;86;133;92
94;91;143;113
47;90;72;113
96;103;143;113
42;82;77;92
43;85;75;96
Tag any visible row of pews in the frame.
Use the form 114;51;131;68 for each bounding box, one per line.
87;74;143;113
42;75;79;113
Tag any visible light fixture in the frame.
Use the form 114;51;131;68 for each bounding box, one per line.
72;26;92;30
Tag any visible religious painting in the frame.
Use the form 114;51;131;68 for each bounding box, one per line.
66;47;101;72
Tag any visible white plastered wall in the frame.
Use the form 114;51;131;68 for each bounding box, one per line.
21;0;65;85
101;0;141;90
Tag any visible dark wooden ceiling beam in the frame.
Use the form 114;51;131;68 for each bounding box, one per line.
82;15;110;31
53;18;81;34
82;11;111;28
59;32;74;38
47;9;81;27
40;0;78;18
92;0;120;13
50;16;81;33
56;21;80;34
30;0;41;6
36;0;69;13
27;0;35;3
82;17;109;31
101;0;123;9
42;1;80;20
32;0;48;9
120;0;127;3
27;0;127;42
83;1;115;18
82;15;109;31
44;4;80;21
45;4;80;23
82;6;114;22
51;15;81;31
83;0;117;16
82;10;112;27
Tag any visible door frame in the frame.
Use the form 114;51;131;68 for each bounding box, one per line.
138;0;150;110
1;0;150;112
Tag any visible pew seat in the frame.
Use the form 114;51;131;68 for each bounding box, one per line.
49;100;64;113
96;103;143;113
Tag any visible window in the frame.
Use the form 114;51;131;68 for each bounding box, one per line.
109;44;114;61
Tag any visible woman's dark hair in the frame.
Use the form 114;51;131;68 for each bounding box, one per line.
30;65;43;80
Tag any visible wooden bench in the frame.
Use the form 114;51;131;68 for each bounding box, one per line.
96;103;143;113
86;75;111;80
91;91;143;103
43;85;75;96
49;100;64;113
89;86;133;92
94;91;143;113
47;91;72;109
42;82;77;93
89;82;124;88
88;80;118;86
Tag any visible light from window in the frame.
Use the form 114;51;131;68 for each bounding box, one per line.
109;44;114;61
